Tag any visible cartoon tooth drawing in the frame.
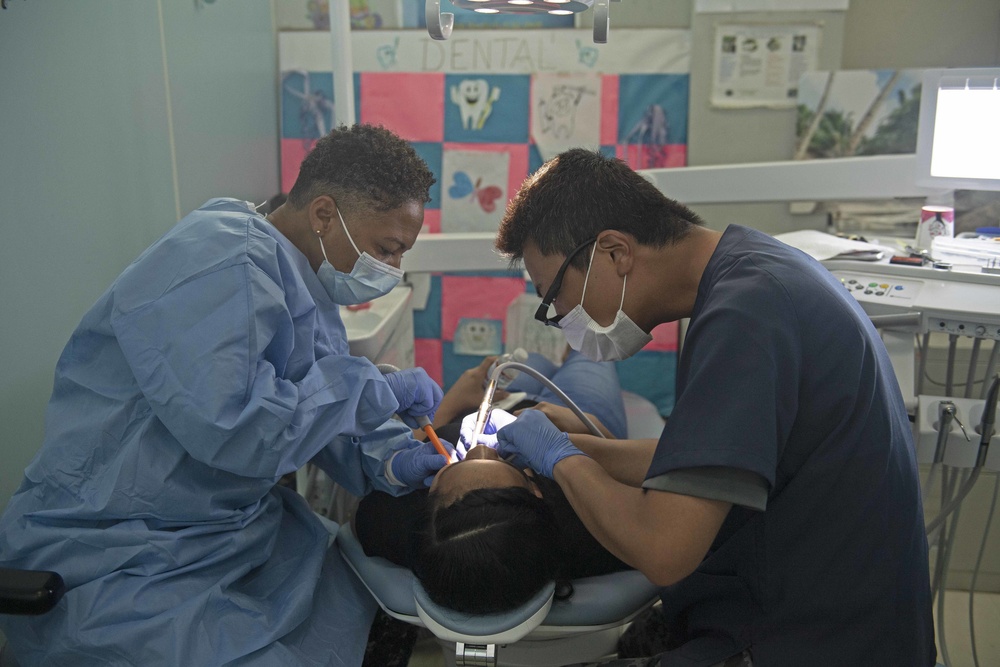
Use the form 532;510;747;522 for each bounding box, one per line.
450;79;501;130
454;318;502;356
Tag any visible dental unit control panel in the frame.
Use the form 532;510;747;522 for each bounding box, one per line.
824;259;1000;474
825;260;1000;342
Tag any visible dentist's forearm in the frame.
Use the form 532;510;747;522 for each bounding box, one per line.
553;454;730;586
567;435;658;487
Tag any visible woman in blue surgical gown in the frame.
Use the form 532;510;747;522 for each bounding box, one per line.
0;125;446;666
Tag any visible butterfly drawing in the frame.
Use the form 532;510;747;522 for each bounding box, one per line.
448;171;503;213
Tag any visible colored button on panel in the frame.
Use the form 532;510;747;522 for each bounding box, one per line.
879;284;889;289
894;285;904;291
868;282;878;287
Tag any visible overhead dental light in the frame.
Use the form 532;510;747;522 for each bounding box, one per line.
426;0;617;43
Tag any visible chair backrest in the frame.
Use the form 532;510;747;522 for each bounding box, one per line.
336;524;420;621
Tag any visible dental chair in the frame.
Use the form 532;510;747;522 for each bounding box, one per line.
337;524;662;667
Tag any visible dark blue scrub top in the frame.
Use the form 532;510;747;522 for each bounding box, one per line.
646;226;935;667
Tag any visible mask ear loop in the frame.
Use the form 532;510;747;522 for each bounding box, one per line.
579;243;598;306
336;208;363;259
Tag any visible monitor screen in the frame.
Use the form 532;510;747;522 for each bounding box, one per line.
915;68;1000;191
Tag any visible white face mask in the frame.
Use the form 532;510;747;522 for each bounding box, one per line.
315;209;403;305
558;245;652;362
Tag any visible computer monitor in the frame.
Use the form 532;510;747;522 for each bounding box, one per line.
915;67;1000;191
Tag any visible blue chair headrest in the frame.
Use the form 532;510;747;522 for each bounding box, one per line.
413;578;555;645
336;522;662;639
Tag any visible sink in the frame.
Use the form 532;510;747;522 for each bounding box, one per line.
340;285;414;366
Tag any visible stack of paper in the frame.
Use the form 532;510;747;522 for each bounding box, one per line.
774;230;887;262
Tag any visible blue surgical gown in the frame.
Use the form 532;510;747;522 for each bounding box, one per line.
0;199;417;666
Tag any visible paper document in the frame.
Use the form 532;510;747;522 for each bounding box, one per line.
775;230;887;261
932;236;1000;267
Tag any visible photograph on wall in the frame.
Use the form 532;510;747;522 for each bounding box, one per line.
794;68;922;160
793;69;925;239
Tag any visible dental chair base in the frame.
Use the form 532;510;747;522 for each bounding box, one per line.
431;625;636;667
336;524;662;667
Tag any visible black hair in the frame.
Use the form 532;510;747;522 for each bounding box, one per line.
286;124;435;214
496;148;704;269
413;486;569;615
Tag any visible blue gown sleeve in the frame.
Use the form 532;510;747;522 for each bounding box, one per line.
310;419;419;497
110;261;400;479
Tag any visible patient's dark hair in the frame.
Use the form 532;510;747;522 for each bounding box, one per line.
414;487;566;615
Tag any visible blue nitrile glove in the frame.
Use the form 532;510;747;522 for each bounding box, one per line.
495;409;586;478
387;439;451;488
383;368;444;429
458;408;518;459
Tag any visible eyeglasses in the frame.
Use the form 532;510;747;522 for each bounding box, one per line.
534;237;597;328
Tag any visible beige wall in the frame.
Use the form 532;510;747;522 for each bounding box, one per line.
843;0;1000;69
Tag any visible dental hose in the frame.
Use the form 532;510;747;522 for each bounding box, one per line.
925;373;999;537
924;403;955;504
469;360;606;449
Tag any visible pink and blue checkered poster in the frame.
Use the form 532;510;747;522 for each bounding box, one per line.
279;29;690;416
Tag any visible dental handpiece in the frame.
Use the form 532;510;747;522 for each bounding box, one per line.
467;360;606;455
470;375;499;450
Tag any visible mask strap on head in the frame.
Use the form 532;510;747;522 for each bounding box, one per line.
579;243;598;306
619;274;628;310
337;208;363;258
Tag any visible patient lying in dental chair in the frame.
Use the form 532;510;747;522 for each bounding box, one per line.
355;352;633;628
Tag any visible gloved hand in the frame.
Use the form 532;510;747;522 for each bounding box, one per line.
458;408;517;459
383;368;443;429
387;439;450;488
495;409;586;478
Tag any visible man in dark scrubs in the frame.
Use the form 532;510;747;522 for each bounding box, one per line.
484;149;936;667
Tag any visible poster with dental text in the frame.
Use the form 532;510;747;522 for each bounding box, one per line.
277;29;689;416
711;23;820;108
